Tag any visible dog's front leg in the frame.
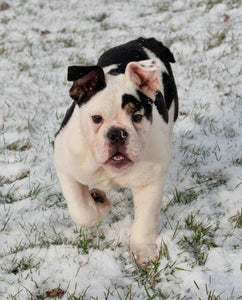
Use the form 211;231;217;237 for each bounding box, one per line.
130;178;164;265
57;170;111;227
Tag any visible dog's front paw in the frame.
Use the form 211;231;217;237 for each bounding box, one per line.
90;189;108;204
131;243;157;266
89;189;111;223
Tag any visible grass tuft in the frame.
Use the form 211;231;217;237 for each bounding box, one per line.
178;214;218;266
205;27;229;51
92;13;109;23
6;140;32;151
230;208;242;228
3;256;40;275
172;187;199;205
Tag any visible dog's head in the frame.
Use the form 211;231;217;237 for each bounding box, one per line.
67;59;162;173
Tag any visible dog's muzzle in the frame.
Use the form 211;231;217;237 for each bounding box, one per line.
104;127;134;172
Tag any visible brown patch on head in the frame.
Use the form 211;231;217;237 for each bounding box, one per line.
123;101;136;115
122;94;141;116
122;93;153;122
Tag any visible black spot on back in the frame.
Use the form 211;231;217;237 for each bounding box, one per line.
55;101;76;137
154;92;168;123
162;73;178;121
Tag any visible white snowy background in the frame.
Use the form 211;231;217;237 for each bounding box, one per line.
0;0;241;299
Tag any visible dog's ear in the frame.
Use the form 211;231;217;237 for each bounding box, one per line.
68;66;106;103
125;59;163;99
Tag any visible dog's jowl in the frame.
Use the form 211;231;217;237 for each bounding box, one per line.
54;37;178;265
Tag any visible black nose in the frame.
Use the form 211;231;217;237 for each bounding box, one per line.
107;128;128;145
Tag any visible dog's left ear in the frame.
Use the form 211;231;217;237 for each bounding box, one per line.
67;66;106;103
125;59;162;99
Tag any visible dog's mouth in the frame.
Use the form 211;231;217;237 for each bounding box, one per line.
104;151;134;172
111;152;127;162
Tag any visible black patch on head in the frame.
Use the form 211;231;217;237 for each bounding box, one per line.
107;66;125;76
55;101;76;137
154;92;168;123
122;92;153;121
97;37;178;121
97;37;175;76
97;39;149;75
122;94;141;113
136;90;153;121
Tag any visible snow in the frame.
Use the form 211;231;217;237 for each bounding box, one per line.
0;0;242;299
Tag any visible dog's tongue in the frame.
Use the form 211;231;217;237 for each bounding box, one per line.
112;153;125;161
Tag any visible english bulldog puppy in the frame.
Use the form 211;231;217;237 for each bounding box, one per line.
54;37;178;265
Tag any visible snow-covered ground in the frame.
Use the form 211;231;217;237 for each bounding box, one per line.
0;0;241;299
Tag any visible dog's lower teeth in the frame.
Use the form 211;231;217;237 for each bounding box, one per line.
113;155;124;161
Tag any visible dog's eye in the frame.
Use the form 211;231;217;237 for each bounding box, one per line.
92;115;103;124
132;114;143;123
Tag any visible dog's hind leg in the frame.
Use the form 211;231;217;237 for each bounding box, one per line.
56;170;111;227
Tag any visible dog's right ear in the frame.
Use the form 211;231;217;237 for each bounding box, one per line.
68;66;106;103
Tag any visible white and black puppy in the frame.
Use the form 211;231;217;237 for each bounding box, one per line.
54;37;178;265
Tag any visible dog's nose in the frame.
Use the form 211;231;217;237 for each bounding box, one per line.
107;128;128;145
